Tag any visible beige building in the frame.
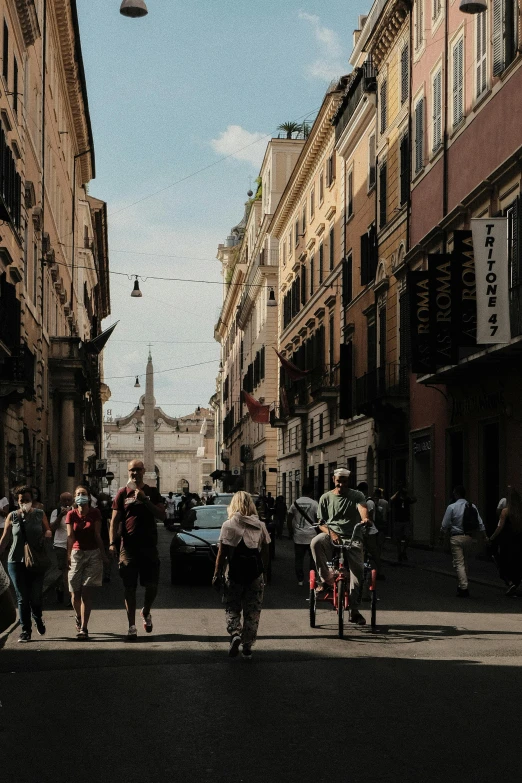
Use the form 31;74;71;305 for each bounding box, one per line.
0;1;110;502
269;81;347;502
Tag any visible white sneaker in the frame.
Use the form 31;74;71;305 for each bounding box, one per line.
298;581;304;586
126;625;138;641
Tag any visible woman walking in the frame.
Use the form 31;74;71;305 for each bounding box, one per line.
0;485;52;642
273;495;287;539
213;491;270;659
488;486;522;595
67;486;108;640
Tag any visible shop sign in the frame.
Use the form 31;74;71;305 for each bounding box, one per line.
429;254;457;366
413;436;431;457
408;270;436;374
471;218;511;344
451;230;477;347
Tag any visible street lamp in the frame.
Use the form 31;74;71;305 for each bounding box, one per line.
131;277;142;297
120;0;149;17
267;287;277;307
459;0;487;12
134;376;141;388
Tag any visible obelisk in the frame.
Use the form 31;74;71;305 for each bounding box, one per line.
143;349;156;484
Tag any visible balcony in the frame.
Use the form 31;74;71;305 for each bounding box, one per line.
309;364;340;402
0;343;35;403
333;60;377;142
355;363;409;417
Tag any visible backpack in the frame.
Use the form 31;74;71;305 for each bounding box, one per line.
228;538;264;585
462;502;480;534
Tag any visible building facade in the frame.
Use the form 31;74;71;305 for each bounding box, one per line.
0;0;110;504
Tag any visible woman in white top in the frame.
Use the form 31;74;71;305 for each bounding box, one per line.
213;491;270;659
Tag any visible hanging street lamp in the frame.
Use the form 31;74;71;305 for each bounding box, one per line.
120;1;149;17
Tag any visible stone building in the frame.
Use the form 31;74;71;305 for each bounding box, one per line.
0;0;110;503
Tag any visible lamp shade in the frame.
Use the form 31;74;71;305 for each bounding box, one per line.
134;376;140;388
459;0;487;13
267;288;277;307
120;1;149;18
131;278;142;297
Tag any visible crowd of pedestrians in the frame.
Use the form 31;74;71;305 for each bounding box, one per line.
0;462;521;655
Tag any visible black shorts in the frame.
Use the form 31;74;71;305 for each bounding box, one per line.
119;546;160;589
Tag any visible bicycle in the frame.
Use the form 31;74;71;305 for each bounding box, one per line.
309;522;377;637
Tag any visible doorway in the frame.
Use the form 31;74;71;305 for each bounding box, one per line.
481;420;501;536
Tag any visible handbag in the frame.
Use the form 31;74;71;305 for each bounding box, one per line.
19;514;51;572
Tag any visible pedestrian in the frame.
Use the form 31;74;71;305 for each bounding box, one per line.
0;485;52;642
212;491;270;659
30;486;44;510
49;492;73;604
97;492;113;582
273;495;287;539
109;460;166;640
440;485;486;597
357;482;383;577
0;560;16;640
66;486;108;640
311;468;370;626
488;486;522;596
0;492;9;571
287;484;318;585
165;491;177;526
390;482;416;562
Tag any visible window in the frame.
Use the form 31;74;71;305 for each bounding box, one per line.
309;255;314;296
329;313;335;366
309;418;314;444
379;162;387;229
310;187;315;219
380;80;388;134
415;0;424;51
295;219;299;245
452;37;464;128
433;0;442;21
432;69;442;152
342;254;353;306
493;0;517;76
361;226;378;286
302;204;306;234
379;306;387;369
368;134;376;189
326;153;335;187
318;243;324;284
400;133;410;206
301;264;307;305
347;168;354;218
476;11;487;97
2;21;8;82
319;171;324;203
319;413;324;440
414;97;425;173
401;44;409;104
367;316;377;373
329;227;334;271
13;57;18;115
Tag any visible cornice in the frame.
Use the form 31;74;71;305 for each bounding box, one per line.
14;0;40;46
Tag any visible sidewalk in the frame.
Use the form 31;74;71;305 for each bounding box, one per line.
381;539;505;590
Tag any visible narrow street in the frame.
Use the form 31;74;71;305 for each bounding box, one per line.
1;526;521;783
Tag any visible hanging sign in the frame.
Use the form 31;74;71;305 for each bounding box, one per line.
408;270;435;374
471;218;510;344
429;254;457;366
451;230;477;347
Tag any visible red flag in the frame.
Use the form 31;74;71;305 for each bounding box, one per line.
280;387;290;418
243;391;270;423
274;349;310;381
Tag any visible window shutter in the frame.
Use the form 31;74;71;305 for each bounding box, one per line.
433;70;442;151
347;170;353;217
318;243;323;283
301;265;307;304
399;290;411;368
492;0;504;76
476;12;487;96
329;227;334;271
368;135;376;189
342;255;353;306
367;320;377;372
452;38;464;127
361;233;369;286
415;98;424;172
309;256;314;296
401;44;409;104
380;80;388;133
400;133;410;205
379;162;387;229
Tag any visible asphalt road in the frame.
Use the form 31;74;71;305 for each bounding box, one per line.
1;527;521;783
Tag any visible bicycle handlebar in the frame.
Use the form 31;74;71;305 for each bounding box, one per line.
323;521;368;547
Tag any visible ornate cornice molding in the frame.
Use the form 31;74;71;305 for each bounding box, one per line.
14;0;40;46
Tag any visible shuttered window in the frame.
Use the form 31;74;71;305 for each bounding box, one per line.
399;289;411;368
400;132;410;206
13;57;18;115
379;162;387;229
452;38;464;128
493;0;517;77
414;98;424;173
309;255;314;296
368;134;376;189
2;22;8;82
432;69;442;152
401;44;409;104
415;0;424;51
342;254;352;306
329;227;335;271
476;11;487;97
367;318;377;373
493;0;503;76
347;169;353;218
318;243;324;284
301;265;307;305
433;0;442;20
380;80;388;134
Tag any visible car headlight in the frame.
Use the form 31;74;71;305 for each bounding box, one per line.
176;545;196;553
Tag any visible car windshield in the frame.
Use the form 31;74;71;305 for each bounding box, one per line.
183;506;228;529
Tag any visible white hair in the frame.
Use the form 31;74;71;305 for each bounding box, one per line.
333;468;351;477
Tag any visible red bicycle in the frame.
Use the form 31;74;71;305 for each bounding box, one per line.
309;523;377;637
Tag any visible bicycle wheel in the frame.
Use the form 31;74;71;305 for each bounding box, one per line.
370;569;377;630
337;579;345;638
309;570;316;628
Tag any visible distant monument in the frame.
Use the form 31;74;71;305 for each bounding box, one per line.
143;349;156;484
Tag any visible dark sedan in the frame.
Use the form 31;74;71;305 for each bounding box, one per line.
169;505;228;583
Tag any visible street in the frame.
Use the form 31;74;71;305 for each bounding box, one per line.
1;527;521;783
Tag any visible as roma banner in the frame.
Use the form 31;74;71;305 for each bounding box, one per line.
451;230;477;347
471;218;511;344
428;254;457;366
408;270;435;374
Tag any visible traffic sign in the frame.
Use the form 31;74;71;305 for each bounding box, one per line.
105;471;115;483
96;459;107;477
231;467;241;476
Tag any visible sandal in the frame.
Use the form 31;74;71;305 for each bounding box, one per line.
75;615;81;632
76;628;89;640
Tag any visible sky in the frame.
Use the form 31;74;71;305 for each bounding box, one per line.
76;0;369;420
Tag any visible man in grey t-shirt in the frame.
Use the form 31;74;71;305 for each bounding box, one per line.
311;468;370;625
287;484;318;585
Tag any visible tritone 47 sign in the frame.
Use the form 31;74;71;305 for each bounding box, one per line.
471;218;511;344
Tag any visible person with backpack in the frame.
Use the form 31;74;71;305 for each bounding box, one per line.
212;491;270;659
287;484;318;585
440;485;486;597
487;485;522;596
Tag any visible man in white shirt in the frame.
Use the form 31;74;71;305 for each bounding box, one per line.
165;492;177;521
441;485;486;597
0;496;9;569
287;485;319;585
49;492;73;603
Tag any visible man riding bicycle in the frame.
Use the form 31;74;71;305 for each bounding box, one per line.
311;468;370;626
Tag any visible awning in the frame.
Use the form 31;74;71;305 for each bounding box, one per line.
85;321;119;354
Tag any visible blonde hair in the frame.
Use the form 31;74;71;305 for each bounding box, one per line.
227;491;257;518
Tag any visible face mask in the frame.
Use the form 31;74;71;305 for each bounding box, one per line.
75;495;89;506
20;502;32;514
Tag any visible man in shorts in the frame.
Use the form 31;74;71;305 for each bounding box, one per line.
110;460;165;640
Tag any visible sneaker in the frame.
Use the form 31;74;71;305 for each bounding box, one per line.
140;609;153;633
297;580;304;586
228;635;241;657
125;625;138;641
242;645;253;659
76;629;89;641
505;583;518;596
35;617;46;636
456;587;470;597
349;611;367;626
18;631;31;643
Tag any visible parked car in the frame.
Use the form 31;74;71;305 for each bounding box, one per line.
170;505;229;583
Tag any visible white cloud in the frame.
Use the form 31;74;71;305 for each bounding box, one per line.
210;125;267;169
298;11;346;82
